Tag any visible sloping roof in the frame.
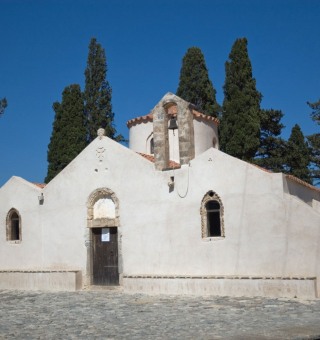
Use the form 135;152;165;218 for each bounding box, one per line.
138;153;181;169
250;163;273;173
127;112;153;127
285;174;320;193
32;183;46;189
251;163;320;193
127;109;219;128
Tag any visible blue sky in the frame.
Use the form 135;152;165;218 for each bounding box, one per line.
1;0;319;187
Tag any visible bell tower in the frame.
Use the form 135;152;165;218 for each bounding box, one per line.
126;92;219;169
153;93;195;170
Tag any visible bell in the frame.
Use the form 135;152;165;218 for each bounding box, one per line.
168;117;178;131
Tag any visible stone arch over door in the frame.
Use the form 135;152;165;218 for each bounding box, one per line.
85;188;122;286
87;188;120;228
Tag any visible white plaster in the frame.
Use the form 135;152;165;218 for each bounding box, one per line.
0;271;82;291
193;118;219;155
129;121;153;154
312;199;320;214
123;277;317;299
93;198;115;219
128;111;219;161
0;94;320;297
168;129;180;162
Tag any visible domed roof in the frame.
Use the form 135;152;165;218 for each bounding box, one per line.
127;93;219;128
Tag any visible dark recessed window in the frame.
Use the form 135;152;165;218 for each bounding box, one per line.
6;209;21;242
201;191;224;239
206;200;221;237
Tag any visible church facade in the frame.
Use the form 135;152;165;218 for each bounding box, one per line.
1;93;320;298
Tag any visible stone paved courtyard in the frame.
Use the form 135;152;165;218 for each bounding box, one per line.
0;289;320;339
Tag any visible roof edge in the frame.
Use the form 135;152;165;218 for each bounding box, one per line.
285;174;320;193
137;152;181;169
127;109;219;128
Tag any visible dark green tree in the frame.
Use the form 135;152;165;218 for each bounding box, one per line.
220;38;262;161
176;47;220;117
308;133;320;184
254;109;286;172
45;84;86;183
84;38;122;143
285;124;311;183
307;99;320;184
0;97;7;116
308;99;320;122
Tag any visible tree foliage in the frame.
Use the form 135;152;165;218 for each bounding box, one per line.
220;38;262;161
84;38;122;143
254;109;286;172
0;97;7;116
285;124;311;183
45;84;86;183
46;37;124;182
176;47;220;117
308;99;320;123
307;133;320;184
307;99;320;184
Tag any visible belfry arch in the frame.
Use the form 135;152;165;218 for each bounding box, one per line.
153;93;195;170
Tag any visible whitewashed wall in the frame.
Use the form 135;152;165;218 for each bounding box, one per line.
0;137;319;295
193;118;219;154
0;177;43;269
128;121;153;154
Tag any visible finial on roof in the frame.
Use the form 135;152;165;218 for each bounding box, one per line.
97;128;105;140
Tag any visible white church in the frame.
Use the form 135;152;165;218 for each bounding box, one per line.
1;93;320;298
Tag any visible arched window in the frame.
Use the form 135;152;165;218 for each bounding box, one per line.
200;191;224;239
6;209;21;242
206;200;221;236
150;138;154;154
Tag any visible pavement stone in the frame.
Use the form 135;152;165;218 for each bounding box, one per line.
0;289;320;339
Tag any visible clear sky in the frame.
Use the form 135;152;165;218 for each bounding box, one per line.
1;0;319;187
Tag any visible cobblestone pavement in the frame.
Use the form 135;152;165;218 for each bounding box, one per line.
0;289;320;340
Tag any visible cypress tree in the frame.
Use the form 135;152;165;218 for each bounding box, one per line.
285;124;311;183
308;99;320;122
0;97;7;117
308;133;320;184
45;84;86;183
254;109;286;172
220;38;262;161
176;47;220;117
307;99;320;184
84;38;122;142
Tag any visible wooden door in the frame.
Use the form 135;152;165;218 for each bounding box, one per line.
92;227;119;285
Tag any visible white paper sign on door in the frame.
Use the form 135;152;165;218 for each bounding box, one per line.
101;228;110;242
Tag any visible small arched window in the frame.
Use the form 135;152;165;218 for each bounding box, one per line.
150;138;154;154
200;191;224;239
206;200;221;237
6;209;22;242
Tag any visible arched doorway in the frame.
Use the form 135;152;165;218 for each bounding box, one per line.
87;188;120;286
